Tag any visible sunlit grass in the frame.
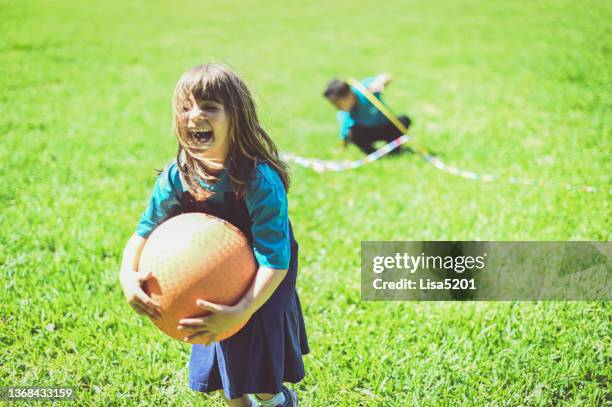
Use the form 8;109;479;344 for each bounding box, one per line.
1;0;610;405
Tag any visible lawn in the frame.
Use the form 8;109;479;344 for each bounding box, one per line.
1;0;610;405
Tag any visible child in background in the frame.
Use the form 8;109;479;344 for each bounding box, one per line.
119;63;308;407
323;73;412;154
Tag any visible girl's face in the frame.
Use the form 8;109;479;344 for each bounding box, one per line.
184;93;230;171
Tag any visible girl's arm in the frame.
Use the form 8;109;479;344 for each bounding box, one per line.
235;266;288;316
118;233;161;320
134;161;183;239
119;233;146;276
122;161;183;319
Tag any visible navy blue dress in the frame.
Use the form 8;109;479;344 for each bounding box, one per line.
181;189;310;399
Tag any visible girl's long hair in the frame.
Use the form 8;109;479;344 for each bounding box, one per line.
173;63;290;200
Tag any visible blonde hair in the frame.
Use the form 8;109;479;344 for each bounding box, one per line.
172;63;290;200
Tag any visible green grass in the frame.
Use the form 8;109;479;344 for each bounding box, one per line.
1;0;610;405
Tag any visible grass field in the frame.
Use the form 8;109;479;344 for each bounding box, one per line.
1;0;610;405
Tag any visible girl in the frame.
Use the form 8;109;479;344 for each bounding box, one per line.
119;63;309;407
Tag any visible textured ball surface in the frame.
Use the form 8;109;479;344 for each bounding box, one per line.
138;213;257;344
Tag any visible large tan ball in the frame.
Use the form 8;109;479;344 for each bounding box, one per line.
138;213;257;343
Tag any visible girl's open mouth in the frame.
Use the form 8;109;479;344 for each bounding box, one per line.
193;130;213;143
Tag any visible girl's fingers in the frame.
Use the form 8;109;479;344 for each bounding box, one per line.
136;291;161;311
196;299;224;312
131;293;161;316
132;302;160;320
133;272;161;307
177;323;207;332
133;304;158;320
131;303;147;316
131;303;151;318
178;318;209;326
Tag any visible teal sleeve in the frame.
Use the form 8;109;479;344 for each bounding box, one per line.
361;76;376;88
336;111;355;140
135;162;184;238
245;167;291;269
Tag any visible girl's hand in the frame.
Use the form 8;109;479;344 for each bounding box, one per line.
177;300;252;344
119;269;161;321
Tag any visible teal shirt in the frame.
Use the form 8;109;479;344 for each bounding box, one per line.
337;76;389;140
135;161;291;270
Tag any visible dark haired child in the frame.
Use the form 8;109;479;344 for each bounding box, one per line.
323;73;412;154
